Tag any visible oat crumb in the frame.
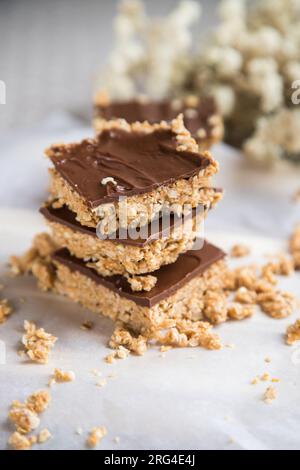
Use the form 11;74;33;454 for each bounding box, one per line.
0;298;13;324
8;432;37;450
286;319;300;345
53;368;76;383
114;436;120;444
230;244;251;258
38;428;52;444
80;320;94;331
261;373;271;381
86;426;107;448
22;320;57;364
263;386;277;404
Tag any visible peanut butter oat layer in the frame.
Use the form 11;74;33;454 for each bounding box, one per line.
93;92;224;150
40;204;208;276
46;115;221;232
32;240;226;335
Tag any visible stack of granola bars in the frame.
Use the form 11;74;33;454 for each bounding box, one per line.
25;95;229;349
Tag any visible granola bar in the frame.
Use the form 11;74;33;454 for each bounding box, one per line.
93;92;224;150
46;115;220;232
40;204;210;276
31;240;226;335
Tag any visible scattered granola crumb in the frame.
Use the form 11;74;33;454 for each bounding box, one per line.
0;298;13;324
154;319;222;350
9;405;40;434
225;343;236;349
114;436;120;444
53;368;76;383
234;287;257;305
251;376;260;385
76;427;83;436
109;324;148;356
271;378;280;383
286;319;300;345
290;225;300;269
203;290;228;324
38;428;52;444
264;356;272;363
86;426;107;448
22;320;57;364
26;390;51;414
8;432;37;450
160;345;172;353
261;372;271;381
80;320;94;331
230;244;251;258
227;303;255;321
105;353;116;364
263;386;277;404
257;290;296;319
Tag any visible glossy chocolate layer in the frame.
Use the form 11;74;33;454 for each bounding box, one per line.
95;97;217;141
52;241;225;308
49;128;211;208
40;205;203;247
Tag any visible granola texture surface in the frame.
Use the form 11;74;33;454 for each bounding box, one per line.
49;168;222;231
45;210;205;276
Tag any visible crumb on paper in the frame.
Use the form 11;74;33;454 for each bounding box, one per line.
109;324;148;356
8;389;50;435
0;298;13;324
290;225;300;269
261;372;271;381
251;376;260;385
160;345;172;353
80;320;94;331
227;303;255;321
53;368;76;383
286;319;300;345
86;426;107;448
76;427;83;435
91;368;102;377
8;432;37;450
38;428;52;444
263;386;277;404
264;356;272;363
26;390;51;414
230;244;251;258
257;290;296;319
114;436;120;444
22;320;57;364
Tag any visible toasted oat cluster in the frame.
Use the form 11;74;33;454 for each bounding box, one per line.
0;298;12;324
22;320;57;364
263;386;277;404
290;225;300;269
230;244;251;258
86;426;107;448
53;368;76;383
286;319;300;345
9;390;51;434
8;432;37;451
8;390;51;450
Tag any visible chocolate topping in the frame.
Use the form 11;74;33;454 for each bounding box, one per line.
40;205;203;247
95;97;218;141
52;241;225;308
48;128;211;208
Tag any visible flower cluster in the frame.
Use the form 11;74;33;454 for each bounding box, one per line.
102;0;300;165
